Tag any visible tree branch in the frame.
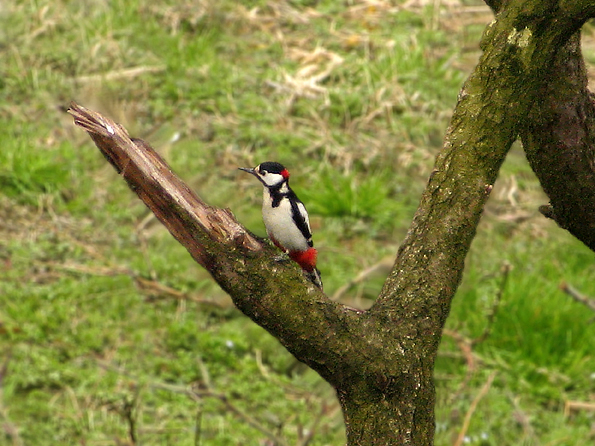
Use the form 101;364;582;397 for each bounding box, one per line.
68;102;262;264
519;33;595;252
485;0;595;252
560;282;595;313
68;102;365;384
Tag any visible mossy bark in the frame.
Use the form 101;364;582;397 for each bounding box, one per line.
69;0;595;444
347;1;594;442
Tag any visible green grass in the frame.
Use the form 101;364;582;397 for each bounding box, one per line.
1;0;595;445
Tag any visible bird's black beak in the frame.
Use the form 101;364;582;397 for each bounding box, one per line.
238;167;256;176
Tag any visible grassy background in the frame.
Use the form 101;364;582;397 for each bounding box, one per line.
2;0;595;445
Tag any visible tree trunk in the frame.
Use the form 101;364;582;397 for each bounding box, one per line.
68;0;595;444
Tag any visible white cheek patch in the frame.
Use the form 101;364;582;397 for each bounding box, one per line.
260;172;285;188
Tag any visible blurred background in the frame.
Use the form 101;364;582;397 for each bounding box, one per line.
1;0;595;444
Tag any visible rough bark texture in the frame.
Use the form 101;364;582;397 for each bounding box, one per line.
519;33;595;250
485;0;595;251
68;0;595;443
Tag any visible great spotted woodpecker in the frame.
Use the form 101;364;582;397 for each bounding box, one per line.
239;161;323;290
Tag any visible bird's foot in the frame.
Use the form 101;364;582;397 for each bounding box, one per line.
273;253;291;264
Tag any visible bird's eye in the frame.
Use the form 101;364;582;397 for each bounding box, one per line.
261;170;268;175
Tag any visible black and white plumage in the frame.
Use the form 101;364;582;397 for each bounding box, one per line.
239;161;322;289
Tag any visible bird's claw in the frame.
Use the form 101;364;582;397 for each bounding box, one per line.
273;254;291;264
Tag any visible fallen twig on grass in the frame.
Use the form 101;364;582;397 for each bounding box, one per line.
75;66;166;83
43;260;231;308
297;402;329;446
134;276;232;308
443;262;509;403
453;372;497;446
331;256;393;301
45;261;132;277
560;282;595;314
564;400;595;416
97;361;290;446
442;328;477;405
509;394;534;441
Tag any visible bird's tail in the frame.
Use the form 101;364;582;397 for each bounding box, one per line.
305;267;323;290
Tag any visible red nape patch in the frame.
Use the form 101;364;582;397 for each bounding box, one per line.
289;248;317;271
281;169;290;179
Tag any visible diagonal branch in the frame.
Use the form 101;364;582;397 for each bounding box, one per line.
68;102;262;268
67;102;365;387
560;282;595;313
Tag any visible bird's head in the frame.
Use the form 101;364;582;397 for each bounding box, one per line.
239;161;290;188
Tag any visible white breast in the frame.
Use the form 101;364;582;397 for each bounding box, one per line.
261;188;310;252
